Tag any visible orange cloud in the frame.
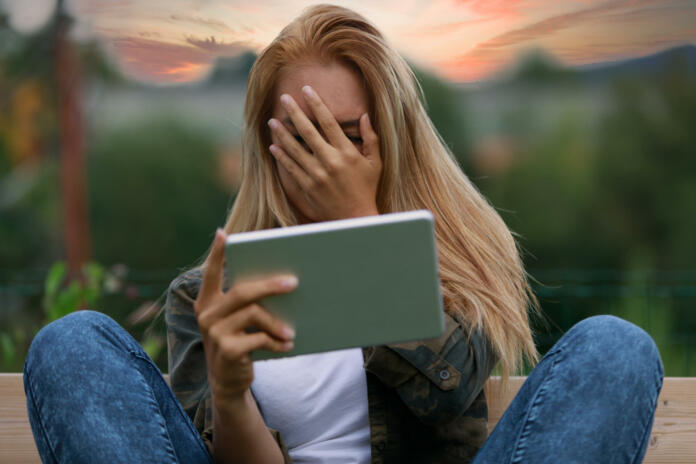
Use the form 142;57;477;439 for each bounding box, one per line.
456;0;526;19
157;62;209;82
72;0;695;84
439;0;693;81
105;36;249;84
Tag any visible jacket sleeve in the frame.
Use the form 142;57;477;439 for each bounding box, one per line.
363;310;498;426
164;268;293;462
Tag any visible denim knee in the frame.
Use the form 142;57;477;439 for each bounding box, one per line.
562;315;664;382
24;310;129;377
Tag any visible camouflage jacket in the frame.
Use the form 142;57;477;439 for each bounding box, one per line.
165;268;498;464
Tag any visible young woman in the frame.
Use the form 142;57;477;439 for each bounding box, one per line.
24;5;663;464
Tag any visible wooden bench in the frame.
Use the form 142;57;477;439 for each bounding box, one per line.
1;374;694;462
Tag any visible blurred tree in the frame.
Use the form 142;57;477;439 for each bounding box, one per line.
88;119;231;269
205;50;257;87
508;49;578;85
595;56;696;269
478;112;604;268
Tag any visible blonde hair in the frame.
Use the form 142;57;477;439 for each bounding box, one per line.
220;4;540;387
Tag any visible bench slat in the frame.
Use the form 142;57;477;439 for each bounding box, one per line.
2;374;694;462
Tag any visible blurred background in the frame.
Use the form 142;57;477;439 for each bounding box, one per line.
1;0;694;375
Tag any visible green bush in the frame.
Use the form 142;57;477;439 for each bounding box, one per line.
88;119;232;268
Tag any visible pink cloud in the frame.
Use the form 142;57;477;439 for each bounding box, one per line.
107;36;216;83
456;0;527;19
439;0;692;80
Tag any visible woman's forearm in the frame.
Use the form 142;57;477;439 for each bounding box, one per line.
212;390;285;464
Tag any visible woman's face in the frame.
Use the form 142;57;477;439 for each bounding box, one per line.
270;60;369;224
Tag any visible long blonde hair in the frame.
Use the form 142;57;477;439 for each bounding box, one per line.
221;4;540;386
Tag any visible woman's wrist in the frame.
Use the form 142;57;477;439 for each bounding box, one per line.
212;389;285;464
212;388;254;418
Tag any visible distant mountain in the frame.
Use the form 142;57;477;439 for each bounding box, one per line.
491;44;696;89
577;44;696;83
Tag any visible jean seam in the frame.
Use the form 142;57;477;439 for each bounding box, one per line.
509;348;564;464
130;350;212;462
129;351;181;464
23;367;59;464
629;360;664;464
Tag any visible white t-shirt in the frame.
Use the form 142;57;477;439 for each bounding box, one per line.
250;348;371;463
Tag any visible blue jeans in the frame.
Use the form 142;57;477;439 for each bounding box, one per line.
472;314;663;464
24;310;213;463
24;311;663;463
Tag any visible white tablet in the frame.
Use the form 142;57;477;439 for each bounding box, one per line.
224;210;444;360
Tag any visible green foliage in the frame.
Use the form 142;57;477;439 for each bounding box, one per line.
481;112;602;267
88;119;231;268
473;52;696;374
509;49;578;85
1;261;107;370
1;260;167;371
42;261;105;322
594;64;696;269
140;335;165;363
0;332;15;366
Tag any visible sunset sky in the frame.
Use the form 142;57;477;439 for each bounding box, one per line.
6;0;696;83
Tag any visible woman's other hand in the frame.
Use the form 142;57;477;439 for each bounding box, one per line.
268;85;382;221
194;229;297;409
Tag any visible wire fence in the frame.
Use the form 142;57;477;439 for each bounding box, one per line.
528;269;695;376
1;268;694;375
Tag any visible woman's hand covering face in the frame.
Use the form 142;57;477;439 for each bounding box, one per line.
268;85;382;222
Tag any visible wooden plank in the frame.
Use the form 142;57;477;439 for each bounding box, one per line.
485;376;526;431
0;374;40;464
643;378;696;464
1;374;694;463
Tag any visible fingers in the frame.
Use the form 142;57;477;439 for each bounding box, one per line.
198;229;226;308
301;86;350;149
278;93;331;156
269;143;314;190
211;303;295;346
212;305;296;360
359;113;381;163
202;274;298;325
224;274;298;309
222;331;294;359
268;117;321;176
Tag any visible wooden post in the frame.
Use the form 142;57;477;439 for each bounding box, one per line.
55;6;91;280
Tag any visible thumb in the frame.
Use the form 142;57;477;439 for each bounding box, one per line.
359;113;380;163
199;228;226;303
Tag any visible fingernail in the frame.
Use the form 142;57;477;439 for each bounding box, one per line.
268;119;278;129
280;276;298;289
215;228;224;242
280;94;292;105
282;341;294;351
283;325;296;339
302;85;315;97
269;144;278;157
